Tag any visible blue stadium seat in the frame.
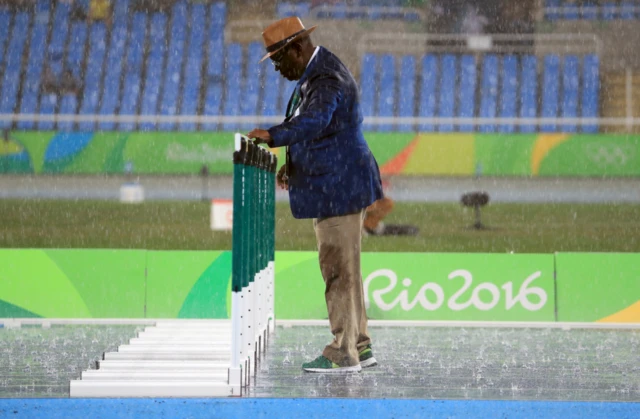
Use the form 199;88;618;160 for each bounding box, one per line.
499;55;518;133
180;3;206;131
66;22;88;80
98;0;130;131
581;54;599;133
561;55;579;132
78;23;108;131
222;43;243;131
260;65;280;125
333;3;347;19
277;77;295;117
398;55;416;132
620;1;635;20
37;94;58;130
0;11;11;73
545;0;560;21
359;53;376;131
581;1;598;20
158;1;187;131
202;2;226;131
563;1;579;19
58;94;78;131
377;54;396;132
45;1;71;79
296;3;310;18
602;2;617;20
118;13;148;131
519;55;537;133
541;55;560;132
139;13;168;131
276;2;295;18
418;54;438;132
438;54;456;132
0;12;31;129
240;42;264;131
479;55;498;133
458;55;476;132
17;3;50;130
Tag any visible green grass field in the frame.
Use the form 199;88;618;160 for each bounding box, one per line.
1;199;639;253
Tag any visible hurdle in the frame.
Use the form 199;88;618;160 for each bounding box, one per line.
69;134;277;397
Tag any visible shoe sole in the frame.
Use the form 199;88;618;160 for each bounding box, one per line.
360;357;378;368
303;364;362;374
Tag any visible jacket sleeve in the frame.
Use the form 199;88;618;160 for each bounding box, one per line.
267;74;342;148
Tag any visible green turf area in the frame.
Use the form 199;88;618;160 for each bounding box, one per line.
0;199;639;253
0;325;142;398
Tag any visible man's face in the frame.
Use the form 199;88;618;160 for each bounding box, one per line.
270;45;304;81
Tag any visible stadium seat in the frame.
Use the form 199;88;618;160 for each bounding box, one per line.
602;2;618;20
222;43;243;131
581;1;598;20
359;53;377;131
438;54;456;132
78;23;108;131
541;55;560;132
563;1;579;20
201;2;226;131
58;94;79;131
561;55;580;132
261;64;280;126
376;54;396;132
581;54;599;133
240;42;264;131
545;0;560;21
276;2;295;18
418;54;438;132
180;3;206;131
0;11;11;72
98;0;130;131
17;1;50;130
139;13;168;132
398;55;416;132
499;55;518;133
458;55;477;132
278;77;296;117
118;13;148;131
479;54;498;133
519;55;538;133
37;94;58;130
620;1;634;19
66;22;88;80
158;0;187;132
0;12;31;130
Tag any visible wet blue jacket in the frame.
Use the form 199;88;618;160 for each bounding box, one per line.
268;46;383;219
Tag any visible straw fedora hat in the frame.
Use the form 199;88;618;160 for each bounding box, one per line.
260;17;317;62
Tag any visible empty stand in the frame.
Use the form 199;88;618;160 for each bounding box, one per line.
418;54;438;133
118;12;148;131
0;11;32;129
458;55;477;133
499;55;518;133
139;13;168;131
17;0;51;130
377;54;395;132
541;55;560;132
438;54;456;132
479;55;499;133
519;55;538;133
398;55;415;132
78;23;108;131
158;0;187;132
180;2;206;131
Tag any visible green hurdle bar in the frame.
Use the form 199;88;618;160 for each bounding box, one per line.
230;134;277;391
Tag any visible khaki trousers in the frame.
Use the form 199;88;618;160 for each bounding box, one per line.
313;210;371;367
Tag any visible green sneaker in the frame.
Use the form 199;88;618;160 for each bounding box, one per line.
302;355;362;374
359;344;378;368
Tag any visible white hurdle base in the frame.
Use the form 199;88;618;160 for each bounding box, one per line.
70;320;241;398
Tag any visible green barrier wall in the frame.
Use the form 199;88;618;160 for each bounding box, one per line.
2;131;639;177
2;249;638;322
275;252;555;321
555;253;640;323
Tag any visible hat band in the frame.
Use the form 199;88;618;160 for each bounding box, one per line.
266;29;306;53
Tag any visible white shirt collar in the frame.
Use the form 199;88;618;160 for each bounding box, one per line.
306;46;320;70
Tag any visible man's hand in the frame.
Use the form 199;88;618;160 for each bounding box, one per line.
247;128;272;146
276;164;289;190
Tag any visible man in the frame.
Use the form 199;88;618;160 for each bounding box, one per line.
248;17;383;374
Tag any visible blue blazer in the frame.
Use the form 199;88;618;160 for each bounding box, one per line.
268;46;383;219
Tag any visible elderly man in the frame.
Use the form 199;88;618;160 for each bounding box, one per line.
248;17;383;373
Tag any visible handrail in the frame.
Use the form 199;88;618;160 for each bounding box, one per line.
357;32;602;57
